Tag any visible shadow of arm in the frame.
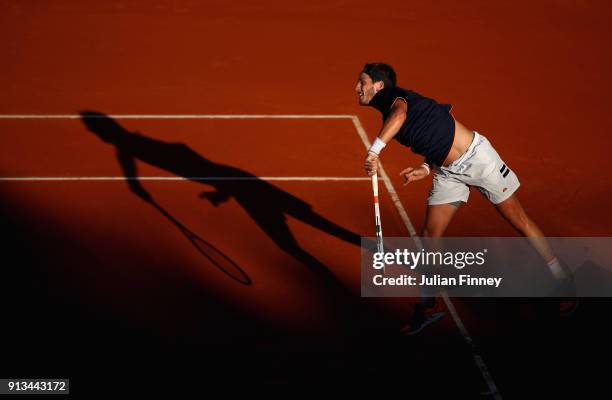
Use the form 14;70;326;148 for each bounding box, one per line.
117;148;152;202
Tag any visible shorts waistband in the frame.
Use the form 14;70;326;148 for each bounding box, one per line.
445;131;482;169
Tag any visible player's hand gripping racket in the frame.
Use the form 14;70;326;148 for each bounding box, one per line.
149;200;251;285
371;174;385;261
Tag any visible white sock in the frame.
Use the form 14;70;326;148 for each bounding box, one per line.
547;257;566;280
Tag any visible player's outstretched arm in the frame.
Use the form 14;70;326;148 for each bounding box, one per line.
378;98;407;143
364;99;408;176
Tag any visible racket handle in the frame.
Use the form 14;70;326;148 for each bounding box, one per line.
371;173;379;197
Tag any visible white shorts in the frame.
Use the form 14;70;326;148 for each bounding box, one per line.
427;132;520;205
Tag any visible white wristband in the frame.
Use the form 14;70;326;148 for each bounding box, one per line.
368;138;386;155
421;162;431;176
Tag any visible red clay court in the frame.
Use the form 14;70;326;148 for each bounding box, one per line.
1;1;612;397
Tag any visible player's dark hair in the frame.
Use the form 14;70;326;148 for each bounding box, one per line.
362;63;397;88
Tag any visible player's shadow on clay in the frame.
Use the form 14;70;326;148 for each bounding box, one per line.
79;111;362;290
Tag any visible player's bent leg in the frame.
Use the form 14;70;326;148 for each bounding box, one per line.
402;202;461;335
422;202;462;237
403;174;467;335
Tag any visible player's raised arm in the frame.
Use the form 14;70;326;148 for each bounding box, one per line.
364;99;407;176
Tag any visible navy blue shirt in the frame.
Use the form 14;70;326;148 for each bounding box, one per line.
368;86;455;166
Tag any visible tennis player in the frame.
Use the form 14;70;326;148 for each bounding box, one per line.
357;63;576;334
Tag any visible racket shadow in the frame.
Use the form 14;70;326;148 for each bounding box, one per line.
150;200;252;285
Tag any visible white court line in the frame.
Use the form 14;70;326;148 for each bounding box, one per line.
0;114;354;119
0;114;363;182
0;176;369;182
351;115;502;400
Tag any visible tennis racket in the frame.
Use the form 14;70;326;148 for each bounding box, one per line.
371;173;385;257
150;200;251;285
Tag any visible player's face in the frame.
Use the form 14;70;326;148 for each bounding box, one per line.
355;73;381;105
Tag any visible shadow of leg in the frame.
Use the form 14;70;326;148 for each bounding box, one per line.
290;209;362;247
278;233;348;293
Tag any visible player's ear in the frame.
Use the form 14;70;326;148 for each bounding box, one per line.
374;80;385;92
